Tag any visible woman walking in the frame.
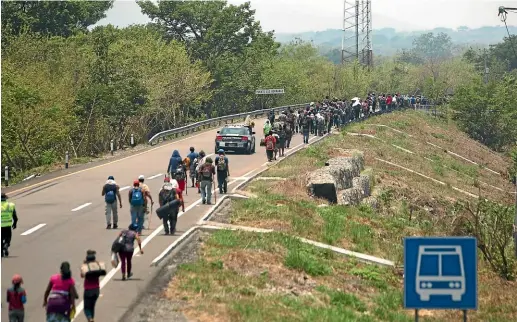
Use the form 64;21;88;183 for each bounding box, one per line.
118;223;143;281
43;262;78;322
80;250;106;322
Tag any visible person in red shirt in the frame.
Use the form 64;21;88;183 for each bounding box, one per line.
264;130;277;162
7;274;26;322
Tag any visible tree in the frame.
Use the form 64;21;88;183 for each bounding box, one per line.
139;0;280;114
411;32;453;81
1;1;113;38
451;76;517;151
454;198;516;280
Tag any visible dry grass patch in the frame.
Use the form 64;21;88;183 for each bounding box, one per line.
164;230;414;322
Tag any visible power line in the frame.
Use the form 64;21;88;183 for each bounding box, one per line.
498;6;517;61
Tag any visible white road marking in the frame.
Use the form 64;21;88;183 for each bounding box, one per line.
73;176;241;320
119;186;131;191
20;223;46;236
71;202;92;212
147;173;163;180
74;132;316;319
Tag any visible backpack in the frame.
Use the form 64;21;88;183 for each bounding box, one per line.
160;188;176;205
216;157;227;172
175;165;186;180
266;137;274;150
81;261;107;278
111;232;127;252
200;164;213;180
190;158;199;172
130;188;144;206
104;184;117;204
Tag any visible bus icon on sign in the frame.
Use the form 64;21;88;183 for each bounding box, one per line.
416;245;466;302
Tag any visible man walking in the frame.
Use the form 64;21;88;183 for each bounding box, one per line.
214;149;230;194
198;157;216;204
1;193;18;257
128;180;145;234
101;175;122;229
138;175;154;230
158;178;181;235
186;147;199;188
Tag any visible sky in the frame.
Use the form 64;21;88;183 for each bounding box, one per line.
96;0;517;34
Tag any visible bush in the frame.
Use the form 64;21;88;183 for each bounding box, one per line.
455;198;517;280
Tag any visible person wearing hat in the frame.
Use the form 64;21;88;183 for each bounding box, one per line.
194;150;207;193
158;178;181;234
197;156;216;204
138;175;154;230
1;192;18;257
128;180;146;234
214;149;230;194
101;176;122;229
7;273;26;321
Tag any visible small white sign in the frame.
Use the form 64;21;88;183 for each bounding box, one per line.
255;89;285;95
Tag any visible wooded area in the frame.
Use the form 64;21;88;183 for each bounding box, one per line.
1;1;516;181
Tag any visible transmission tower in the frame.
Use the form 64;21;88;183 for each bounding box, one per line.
341;0;373;68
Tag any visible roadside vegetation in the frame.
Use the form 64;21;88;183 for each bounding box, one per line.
2;2;516;185
163;111;516;321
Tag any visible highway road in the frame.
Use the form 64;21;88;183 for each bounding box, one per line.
1;117;316;322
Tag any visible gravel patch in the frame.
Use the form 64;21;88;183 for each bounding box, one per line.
121;231;210;322
206;198;234;224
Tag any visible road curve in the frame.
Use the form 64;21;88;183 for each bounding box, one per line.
1;117;315;322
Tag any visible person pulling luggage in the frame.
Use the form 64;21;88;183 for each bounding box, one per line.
157;178;182;235
214;149;230;194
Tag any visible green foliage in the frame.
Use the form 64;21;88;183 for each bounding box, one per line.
1;28;210;177
451;76;517;151
456;199;517;280
1;1;113;38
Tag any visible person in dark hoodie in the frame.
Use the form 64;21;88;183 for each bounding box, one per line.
167;150;183;179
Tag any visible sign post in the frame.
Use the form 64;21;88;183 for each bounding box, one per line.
255;89;285;95
255;89;285;111
404;237;477;321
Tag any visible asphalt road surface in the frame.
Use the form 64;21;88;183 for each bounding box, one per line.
1;118;317;322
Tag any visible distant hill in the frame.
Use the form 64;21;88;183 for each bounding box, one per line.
275;26;517;62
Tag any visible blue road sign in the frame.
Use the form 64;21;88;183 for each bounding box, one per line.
404;237;477;310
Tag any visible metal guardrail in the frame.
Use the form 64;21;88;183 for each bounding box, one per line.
147;102;441;145
148;103;308;145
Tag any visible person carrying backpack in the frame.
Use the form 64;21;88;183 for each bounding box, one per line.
195;150;207;194
114;223;143;281
264;131;276;162
101;176;122;229
167;150;183;177
186;147;199;188
158;179;181;235
137;175;154;231
128;180;145;234
198;157;216;205
7;274;26;322
80;250;106;322
174;162;187;194
214;149;230;194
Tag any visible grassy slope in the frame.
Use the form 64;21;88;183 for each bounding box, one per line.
165;110;516;322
